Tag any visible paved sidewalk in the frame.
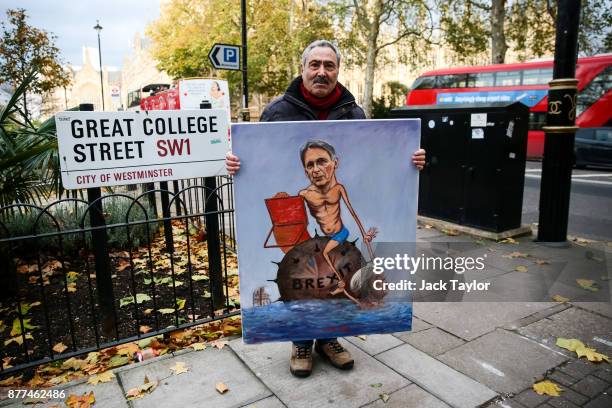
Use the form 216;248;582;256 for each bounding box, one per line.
2;228;610;408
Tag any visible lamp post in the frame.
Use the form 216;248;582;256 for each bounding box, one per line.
537;0;581;243
93;20;105;110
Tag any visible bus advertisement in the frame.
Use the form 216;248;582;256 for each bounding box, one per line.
405;54;611;158
126;78;230;115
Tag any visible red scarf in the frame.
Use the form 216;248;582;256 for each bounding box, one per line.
300;82;342;120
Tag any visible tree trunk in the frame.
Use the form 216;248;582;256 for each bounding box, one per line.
289;0;296;78
361;0;383;118
362;40;378;118
490;0;508;64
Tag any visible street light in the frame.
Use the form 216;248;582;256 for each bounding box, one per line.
93;20;105;110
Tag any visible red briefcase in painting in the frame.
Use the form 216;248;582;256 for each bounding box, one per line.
263;193;310;254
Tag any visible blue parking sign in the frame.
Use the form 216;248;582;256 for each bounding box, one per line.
209;43;241;70
224;48;237;63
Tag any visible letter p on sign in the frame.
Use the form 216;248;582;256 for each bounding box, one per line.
224;48;237;63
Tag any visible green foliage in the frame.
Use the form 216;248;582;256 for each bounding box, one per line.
506;0;557;61
0;9;70;118
371;81;409;118
442;0;612;64
440;0;489;64
575;1;612;55
147;0;334;100
507;0;612;60
0;197;158;254
0;72;65;206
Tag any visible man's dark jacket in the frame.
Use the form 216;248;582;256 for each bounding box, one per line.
260;77;365;122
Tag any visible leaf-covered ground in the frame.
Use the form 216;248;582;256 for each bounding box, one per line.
0;219;241;387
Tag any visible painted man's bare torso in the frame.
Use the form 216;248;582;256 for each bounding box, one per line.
299;183;344;236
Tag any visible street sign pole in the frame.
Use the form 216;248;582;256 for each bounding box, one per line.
241;0;249;121
537;0;581;243
79;103;116;337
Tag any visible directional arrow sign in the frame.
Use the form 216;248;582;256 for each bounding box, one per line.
208;43;241;71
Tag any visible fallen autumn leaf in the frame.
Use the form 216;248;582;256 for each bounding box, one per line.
87;370;115;385
53;342;68;353
170;361;189;375
533;380;562;397
576;279;599;292
556;338;585;352
65;391;95;408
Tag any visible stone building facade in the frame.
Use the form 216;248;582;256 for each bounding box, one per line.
120;34;172;110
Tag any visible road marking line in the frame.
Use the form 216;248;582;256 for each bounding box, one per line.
571;173;612;178
524;174;612;186
593;337;612;347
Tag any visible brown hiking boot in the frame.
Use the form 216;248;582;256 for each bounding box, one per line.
290;344;313;377
315;340;354;370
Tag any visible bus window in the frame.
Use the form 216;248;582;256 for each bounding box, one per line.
577;66;612;117
528;112;547;131
467;72;494;87
437;74;467;88
495;70;522;86
522;68;553;85
411;76;436;90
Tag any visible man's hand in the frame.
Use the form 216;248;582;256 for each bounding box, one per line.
226;152;241;175
412;149;426;171
364;227;378;242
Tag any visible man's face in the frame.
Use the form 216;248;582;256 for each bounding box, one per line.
303;147;337;187
301;46;339;98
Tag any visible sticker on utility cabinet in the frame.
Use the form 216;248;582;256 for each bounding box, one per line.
470;113;487;127
472;128;484;139
506;121;515;138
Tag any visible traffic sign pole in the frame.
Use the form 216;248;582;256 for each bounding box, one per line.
79;103;116;337
241;0;249;119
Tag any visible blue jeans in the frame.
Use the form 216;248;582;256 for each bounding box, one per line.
293;338;336;347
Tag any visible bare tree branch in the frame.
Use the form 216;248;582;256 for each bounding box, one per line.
468;0;491;12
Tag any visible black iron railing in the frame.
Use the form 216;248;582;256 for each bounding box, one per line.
0;177;237;376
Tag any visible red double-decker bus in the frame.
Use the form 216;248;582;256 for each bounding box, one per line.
406;54;611;158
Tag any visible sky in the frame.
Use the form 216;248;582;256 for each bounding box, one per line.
1;0;162;69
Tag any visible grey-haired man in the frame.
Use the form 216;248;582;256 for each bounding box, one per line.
226;39;425;378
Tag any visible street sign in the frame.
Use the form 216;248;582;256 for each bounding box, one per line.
208;43;241;71
55;110;229;189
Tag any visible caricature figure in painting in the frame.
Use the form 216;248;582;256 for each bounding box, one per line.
297;139;378;303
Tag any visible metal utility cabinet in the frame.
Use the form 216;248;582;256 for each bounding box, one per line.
390;102;529;233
